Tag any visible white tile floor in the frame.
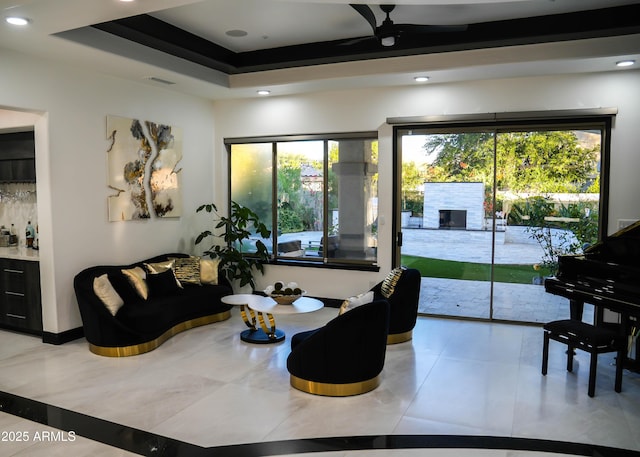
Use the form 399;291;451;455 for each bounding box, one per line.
1;308;639;456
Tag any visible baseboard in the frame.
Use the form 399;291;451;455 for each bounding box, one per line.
42;327;84;345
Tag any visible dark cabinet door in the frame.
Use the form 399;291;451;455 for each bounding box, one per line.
0;259;42;333
0;132;36;182
11;159;36;182
0;159;36;182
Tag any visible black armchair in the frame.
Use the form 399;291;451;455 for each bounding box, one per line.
286;300;390;396
371;268;421;344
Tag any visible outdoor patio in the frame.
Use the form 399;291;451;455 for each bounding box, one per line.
401;228;592;324
277;227;589;324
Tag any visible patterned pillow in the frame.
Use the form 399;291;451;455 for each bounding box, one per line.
121;266;148;300
172;256;201;285
381;267;405;299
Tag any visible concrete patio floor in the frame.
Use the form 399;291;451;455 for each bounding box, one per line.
401;228;592;324
279;227;590;324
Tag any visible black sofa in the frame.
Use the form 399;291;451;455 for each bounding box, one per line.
74;253;233;357
287;300;390;396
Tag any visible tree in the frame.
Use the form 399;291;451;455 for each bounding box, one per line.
424;130;599;193
496;131;598;193
424;132;494;186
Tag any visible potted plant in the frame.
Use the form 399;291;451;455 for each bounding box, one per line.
195;201;271;291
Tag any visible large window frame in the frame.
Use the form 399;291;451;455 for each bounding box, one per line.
226;132;380;271
390;112;614;270
389;109;614;323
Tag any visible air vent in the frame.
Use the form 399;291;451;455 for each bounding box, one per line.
146;77;175;85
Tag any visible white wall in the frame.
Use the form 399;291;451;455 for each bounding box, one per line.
1;48;217;334
213;70;640;300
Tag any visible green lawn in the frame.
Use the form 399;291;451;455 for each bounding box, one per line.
401;255;553;284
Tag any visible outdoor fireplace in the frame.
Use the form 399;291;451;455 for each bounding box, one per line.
423;182;484;230
439;210;467;229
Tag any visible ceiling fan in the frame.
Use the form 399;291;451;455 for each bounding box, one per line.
348;4;468;47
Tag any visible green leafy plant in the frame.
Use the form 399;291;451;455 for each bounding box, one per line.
524;200;599;277
195;201;271;290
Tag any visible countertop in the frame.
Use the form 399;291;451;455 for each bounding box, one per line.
0;246;39;261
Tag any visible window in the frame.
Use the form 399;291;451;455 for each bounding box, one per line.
227;132;378;268
392;112;612;323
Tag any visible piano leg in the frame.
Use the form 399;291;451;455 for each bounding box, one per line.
570;299;584;321
615;312;629;392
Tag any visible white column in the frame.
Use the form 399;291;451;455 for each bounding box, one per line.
331;140;377;258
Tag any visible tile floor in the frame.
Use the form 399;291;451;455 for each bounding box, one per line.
1;308;640;456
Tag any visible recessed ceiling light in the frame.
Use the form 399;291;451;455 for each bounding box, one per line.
616;60;636;67
226;29;248;38
5;17;30;26
257;90;271;96
414;76;429;82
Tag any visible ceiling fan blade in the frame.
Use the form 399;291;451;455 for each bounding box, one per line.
339;36;377;46
350;4;378;35
396;23;469;34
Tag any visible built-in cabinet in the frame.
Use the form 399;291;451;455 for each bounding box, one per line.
0;131;36;183
0;258;42;334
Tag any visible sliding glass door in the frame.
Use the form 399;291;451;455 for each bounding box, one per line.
396;122;605;323
398;130;495;319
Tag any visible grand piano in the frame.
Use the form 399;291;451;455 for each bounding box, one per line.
545;220;640;371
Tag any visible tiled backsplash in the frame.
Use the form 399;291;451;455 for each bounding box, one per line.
0;183;37;246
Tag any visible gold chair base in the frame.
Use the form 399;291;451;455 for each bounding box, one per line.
387;329;413;344
89;310;231;357
290;374;380;397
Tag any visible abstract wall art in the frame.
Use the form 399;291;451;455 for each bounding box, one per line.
106;115;183;221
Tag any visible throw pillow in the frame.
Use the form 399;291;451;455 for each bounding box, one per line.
108;271;141;304
144;259;183;288
144;259;174;273
172;256;201;285
122;266;148;300
93;274;124;316
147;268;181;297
381;267;405;299
200;258;220;285
339;290;374;315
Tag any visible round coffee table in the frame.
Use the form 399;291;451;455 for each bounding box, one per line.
222;294;324;344
248;296;324;344
221;294;279;344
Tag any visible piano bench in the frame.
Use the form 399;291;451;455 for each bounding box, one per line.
541;319;625;397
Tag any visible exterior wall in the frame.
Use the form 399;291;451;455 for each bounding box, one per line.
423;182;484;230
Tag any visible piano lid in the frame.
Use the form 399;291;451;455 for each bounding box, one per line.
583;219;640;265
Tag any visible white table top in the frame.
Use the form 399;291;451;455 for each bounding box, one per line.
249;296;324;315
221;294;270;307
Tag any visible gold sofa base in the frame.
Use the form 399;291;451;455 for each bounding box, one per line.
89;310;231;357
290;374;380;397
387;329;412;344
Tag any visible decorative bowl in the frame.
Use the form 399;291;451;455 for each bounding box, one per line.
269;290;306;305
